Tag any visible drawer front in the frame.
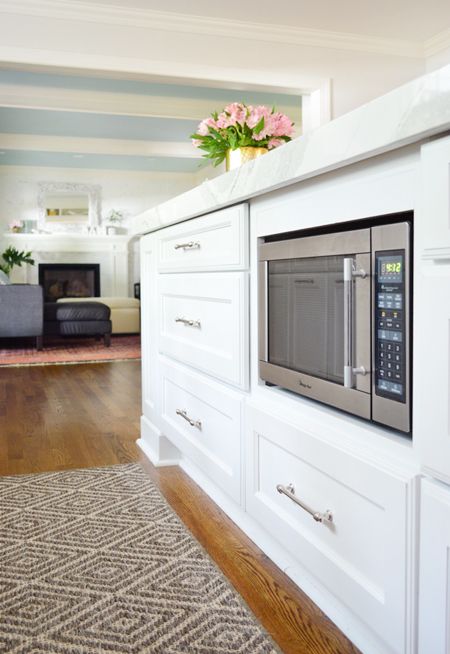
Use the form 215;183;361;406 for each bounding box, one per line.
159;358;242;502
158;204;248;272
246;405;410;654
158;272;249;389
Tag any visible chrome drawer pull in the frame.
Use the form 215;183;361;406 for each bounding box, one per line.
174;241;200;250
276;483;333;524
175;317;201;328
176;408;202;430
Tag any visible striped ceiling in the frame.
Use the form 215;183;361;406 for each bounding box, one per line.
0;69;303;173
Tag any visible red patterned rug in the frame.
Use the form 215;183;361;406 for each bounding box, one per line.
0;335;141;366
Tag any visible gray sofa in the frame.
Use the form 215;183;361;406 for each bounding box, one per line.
0;284;44;350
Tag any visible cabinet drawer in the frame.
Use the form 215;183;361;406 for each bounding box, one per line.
157;204;248;272
158;272;249;389
158;358;242;502
246;405;410;654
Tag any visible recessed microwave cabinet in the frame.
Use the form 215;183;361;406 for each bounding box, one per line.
258;217;412;433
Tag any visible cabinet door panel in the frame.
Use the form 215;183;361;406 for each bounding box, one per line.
415;267;450;483
418;136;450;255
246;405;410;654
158;272;249;389
159;358;242;502
418;478;450;654
158;203;248;272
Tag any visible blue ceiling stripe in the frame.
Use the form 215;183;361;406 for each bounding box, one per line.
0;69;302;109
0;107;198;141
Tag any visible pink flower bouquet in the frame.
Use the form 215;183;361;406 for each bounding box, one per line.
191;102;295;166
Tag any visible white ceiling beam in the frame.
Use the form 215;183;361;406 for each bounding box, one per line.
0;133;202;158
0;83;212;121
0;82;302;124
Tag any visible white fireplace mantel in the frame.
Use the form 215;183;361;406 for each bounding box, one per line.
1;233;134;297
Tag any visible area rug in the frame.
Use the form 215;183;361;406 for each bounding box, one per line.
0;335;141;366
0;463;280;654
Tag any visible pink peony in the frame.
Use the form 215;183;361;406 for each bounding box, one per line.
190;102;294;166
197;116;218;135
268;138;283;149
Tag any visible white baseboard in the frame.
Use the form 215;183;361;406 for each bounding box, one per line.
138;415;180;467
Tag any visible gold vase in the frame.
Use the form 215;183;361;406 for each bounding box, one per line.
225;146;268;171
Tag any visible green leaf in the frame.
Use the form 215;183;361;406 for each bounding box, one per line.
254;116;265;135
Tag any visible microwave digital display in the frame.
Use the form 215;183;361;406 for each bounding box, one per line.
378;255;403;283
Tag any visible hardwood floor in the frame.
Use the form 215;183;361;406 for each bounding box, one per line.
0;361;360;654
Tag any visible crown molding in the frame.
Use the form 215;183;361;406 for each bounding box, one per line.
424;28;450;58
0;0;424;58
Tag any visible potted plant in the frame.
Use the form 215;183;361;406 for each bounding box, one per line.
0;246;35;278
191;102;295;170
105;209;125;235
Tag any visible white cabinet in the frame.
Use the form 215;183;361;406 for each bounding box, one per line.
158;358;243;502
415;137;450;484
140;233;158;422
418;136;450;255
418;477;450;654
158;272;249;389
415;265;450;484
139;203;249;484
157;204;249;272
246;405;411;654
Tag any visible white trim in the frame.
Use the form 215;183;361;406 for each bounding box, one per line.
0;0;424;58
424;28;450;58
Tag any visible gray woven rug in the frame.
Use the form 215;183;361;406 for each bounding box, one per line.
0;464;280;653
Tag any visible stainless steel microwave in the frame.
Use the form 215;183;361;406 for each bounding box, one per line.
258;220;411;433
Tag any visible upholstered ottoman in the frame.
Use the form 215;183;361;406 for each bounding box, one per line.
44;301;112;346
58;297;140;334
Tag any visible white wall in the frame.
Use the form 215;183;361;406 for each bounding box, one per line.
0;8;426;119
0;166;198;234
426;48;450;72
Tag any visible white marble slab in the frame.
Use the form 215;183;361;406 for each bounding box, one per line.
131;64;450;235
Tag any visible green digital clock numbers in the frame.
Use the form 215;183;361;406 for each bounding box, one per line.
383;261;402;274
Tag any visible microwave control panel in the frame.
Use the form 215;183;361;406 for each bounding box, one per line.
374;250;406;403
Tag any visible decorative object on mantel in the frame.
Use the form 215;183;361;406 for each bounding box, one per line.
8;220;24;234
191;102;295;170
0;246;35;277
104;209;125;235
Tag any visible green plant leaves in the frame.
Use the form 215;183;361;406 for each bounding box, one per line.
0;246;35;275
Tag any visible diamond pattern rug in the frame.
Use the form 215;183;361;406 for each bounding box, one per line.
0;464;280;653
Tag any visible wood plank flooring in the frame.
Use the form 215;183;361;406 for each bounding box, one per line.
0;361;360;654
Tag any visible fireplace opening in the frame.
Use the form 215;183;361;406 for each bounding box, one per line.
39;263;100;302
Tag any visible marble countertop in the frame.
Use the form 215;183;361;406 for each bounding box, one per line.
131;64;450;235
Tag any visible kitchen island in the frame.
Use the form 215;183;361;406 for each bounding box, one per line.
136;64;450;654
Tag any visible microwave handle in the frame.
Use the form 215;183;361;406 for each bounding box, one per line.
343;257;368;388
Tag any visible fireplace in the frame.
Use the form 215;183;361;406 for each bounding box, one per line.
39;263;100;302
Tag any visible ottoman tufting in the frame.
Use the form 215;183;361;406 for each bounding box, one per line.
44;301;112;346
